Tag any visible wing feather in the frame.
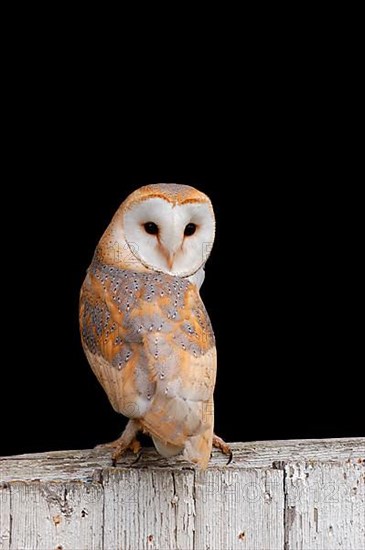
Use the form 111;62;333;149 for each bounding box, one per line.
80;259;216;465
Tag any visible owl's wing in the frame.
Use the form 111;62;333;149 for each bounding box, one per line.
80;269;155;419
80;263;216;467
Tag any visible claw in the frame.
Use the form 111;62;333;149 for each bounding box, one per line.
131;450;143;465
213;434;232;465
110;438;142;465
95;419;142;465
226;450;233;466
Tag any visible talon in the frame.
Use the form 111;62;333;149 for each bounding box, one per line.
213;434;232;465
129;439;142;455
111;446;125;464
131;451;142;465
97;436;141;465
111;438;140;464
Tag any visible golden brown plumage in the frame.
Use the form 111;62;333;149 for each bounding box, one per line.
80;184;230;468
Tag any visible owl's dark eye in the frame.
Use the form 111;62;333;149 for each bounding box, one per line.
144;222;159;235
184;223;197;236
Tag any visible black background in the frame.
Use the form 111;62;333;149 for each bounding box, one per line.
2;164;362;457
2;43;362;455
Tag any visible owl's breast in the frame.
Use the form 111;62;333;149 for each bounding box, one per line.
80;260;216;424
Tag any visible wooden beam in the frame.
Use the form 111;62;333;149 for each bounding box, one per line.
1;438;364;549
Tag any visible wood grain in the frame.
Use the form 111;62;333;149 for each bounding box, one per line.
1;438;364;550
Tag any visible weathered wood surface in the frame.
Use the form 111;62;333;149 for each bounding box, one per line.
0;438;364;550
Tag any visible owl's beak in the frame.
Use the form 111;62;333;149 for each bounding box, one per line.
159;244;179;271
159;233;184;272
167;252;176;271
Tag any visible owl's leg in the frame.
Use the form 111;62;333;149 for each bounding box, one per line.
97;419;142;464
213;434;233;465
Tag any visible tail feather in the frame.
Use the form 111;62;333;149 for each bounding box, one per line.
183;426;213;469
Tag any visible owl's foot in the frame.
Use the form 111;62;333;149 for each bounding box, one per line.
111;437;142;466
96;437;141;462
96;419;141;465
213;434;233;465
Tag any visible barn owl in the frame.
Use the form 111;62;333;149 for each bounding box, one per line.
80;184;231;469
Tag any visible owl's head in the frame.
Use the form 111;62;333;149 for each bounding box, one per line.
99;184;215;278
